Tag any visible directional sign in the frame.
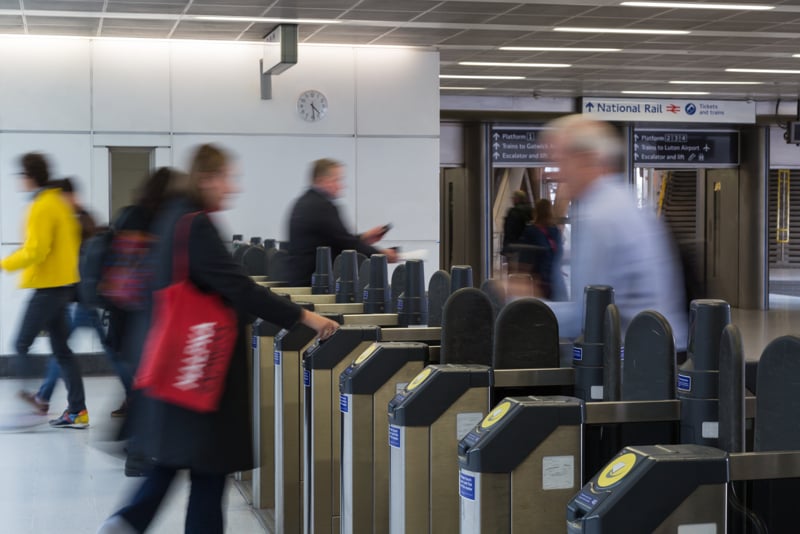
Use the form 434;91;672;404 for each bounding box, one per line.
633;129;739;167
582;98;755;124
490;127;554;166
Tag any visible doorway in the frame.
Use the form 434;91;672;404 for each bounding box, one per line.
109;148;153;219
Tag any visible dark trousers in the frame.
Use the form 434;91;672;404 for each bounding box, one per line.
14;286;86;413
117;465;226;534
37;303;133;402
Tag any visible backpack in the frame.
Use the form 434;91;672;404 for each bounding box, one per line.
77;228;115;309
77;206;156;311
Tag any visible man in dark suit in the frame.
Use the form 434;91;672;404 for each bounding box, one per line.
287;158;398;286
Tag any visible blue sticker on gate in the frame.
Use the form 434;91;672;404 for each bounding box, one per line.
573;347;583;361
274;351;281;365
304;369;311;387
340;394;349;413
459;472;476;501
577;491;599;508
677;374;692;392
252;336;258;350
389;425;401;448
620;346;624;361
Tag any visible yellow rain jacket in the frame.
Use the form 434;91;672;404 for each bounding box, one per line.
1;188;80;288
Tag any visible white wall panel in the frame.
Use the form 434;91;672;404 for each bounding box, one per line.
355;137;439;242
770;126;800;168
0;133;92;243
171;134;356;242
170;42;356;135
0;37;90;131
92;40;171;132
355;48;439;136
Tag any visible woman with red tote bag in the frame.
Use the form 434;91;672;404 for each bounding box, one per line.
98;144;339;534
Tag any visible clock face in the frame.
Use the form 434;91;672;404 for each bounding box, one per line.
297;90;328;122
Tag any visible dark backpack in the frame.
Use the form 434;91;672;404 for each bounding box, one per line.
77;229;115;309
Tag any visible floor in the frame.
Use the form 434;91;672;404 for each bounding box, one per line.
0;376;265;534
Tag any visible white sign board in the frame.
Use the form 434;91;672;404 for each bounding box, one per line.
582;98;755;124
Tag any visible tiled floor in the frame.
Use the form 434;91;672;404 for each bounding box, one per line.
0;377;265;534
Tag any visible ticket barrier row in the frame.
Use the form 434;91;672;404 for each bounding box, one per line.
456;393;756;533
568;333;800;533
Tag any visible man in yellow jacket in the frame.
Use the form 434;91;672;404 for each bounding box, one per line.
1;153;89;429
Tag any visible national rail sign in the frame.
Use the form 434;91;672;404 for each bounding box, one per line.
633;129;739;167
582;98;755;124
490;127;555;166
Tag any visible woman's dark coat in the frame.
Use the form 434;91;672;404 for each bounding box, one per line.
128;196;303;474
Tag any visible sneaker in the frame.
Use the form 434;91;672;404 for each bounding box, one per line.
17;390;49;415
49;409;89;429
110;400;127;418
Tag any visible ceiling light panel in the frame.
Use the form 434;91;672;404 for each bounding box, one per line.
621;90;711;94
554;26;690;35
459;61;571;68
669;80;764;84
500;46;622;52
727;67;800;74
620;2;775;10
440;74;527;80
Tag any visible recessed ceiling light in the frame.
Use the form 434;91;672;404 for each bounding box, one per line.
192;15;342;25
440;74;526;80
621;2;774;10
793;54;800;58
669;80;764;85
440;87;486;90
727;68;800;74
621;90;710;95
458;61;571;68
554;26;690;35
500;46;622;52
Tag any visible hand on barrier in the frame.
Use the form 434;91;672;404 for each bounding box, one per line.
301;309;340;340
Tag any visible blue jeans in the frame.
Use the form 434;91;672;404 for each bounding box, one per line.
37;302;132;403
15;287;86;413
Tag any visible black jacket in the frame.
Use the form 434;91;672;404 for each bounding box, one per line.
130;196;303;474
286;188;379;286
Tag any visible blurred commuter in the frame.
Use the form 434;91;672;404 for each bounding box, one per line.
518;198;567;301
501;189;533;263
0;153;88;429
286;158;398;286
97;144;339;534
19;178;116;416
538;116;688;348
106;167;183;420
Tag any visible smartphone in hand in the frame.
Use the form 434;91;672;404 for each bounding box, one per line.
381;223;393;235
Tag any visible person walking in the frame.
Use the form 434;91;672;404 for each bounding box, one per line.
286;158;397;286
97;144;339;533
1;153;88;429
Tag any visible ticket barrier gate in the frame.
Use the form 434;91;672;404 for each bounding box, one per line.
304;327;442;534
340;343;432;534
387;365;576;534
274;315;405;534
566;444;800;533
459;396;583;534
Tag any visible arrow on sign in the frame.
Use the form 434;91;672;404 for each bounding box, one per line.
634;144;639;150
634;134;640;141
493;152;500;159
585;102;595;112
634;153;639;160
493;133;500;140
493;143;500;150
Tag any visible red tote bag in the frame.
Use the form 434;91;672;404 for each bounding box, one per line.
134;212;238;413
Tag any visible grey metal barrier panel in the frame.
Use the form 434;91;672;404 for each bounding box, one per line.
440;288;493;366
493;297;559;370
426;269;451;327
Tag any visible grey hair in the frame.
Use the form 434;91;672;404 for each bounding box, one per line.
546;114;625;169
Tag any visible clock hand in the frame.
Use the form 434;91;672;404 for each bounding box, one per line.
310;103;319;119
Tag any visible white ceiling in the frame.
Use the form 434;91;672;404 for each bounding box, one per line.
2;0;800;100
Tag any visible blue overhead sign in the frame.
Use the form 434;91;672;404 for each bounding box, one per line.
582;98;755;124
634;129;739;167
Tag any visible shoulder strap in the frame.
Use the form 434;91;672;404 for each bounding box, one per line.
172;212;201;282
